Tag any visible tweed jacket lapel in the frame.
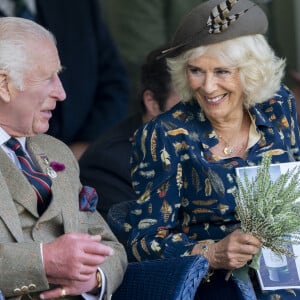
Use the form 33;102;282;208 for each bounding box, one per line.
0;147;39;216
0;150;28;241
37;180;78;233
0;172;24;241
0;138;78;241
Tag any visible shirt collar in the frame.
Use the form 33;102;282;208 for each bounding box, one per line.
0;127;27;150
195;105;261;150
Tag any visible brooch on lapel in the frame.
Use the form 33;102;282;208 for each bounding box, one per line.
39;153;65;179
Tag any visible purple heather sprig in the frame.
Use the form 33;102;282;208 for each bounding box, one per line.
50;161;65;172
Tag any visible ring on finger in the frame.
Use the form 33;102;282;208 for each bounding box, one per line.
61;288;67;297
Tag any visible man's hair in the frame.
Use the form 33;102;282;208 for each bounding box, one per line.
167;34;286;108
139;46;173;114
0;17;55;90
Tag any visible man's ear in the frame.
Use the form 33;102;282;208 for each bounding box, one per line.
143;90;161;118
0;70;11;103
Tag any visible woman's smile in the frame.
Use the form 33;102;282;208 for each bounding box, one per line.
204;94;228;104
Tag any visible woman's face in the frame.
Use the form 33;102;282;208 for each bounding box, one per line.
187;54;244;123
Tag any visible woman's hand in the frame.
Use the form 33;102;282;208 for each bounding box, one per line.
192;230;262;270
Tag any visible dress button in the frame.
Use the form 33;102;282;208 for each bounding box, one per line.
13;288;22;295
21;286;29;292
28;284;37;291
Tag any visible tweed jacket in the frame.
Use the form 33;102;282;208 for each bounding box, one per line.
0;134;127;300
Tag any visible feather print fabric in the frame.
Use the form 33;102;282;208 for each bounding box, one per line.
127;84;300;299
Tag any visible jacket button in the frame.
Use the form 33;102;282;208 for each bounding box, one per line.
21;286;29;292
28;284;37;291
13;288;22;295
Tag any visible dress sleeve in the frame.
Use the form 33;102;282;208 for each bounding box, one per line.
127;120;197;261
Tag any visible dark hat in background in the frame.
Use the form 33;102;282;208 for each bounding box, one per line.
161;0;268;58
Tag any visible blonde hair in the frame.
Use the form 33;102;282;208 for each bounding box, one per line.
167;34;286;108
0;17;56;90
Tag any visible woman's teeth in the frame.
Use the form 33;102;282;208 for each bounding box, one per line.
206;95;224;103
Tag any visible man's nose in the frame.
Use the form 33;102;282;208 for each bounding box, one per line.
53;74;66;101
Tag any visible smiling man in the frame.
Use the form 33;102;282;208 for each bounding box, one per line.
0;17;127;300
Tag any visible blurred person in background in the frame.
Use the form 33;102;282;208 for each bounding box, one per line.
79;46;180;220
101;0;206;114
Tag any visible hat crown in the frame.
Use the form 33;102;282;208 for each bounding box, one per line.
164;0;268;57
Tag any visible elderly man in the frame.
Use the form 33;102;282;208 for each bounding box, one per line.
0;17;127;299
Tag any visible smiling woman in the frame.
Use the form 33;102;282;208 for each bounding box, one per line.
124;0;300;299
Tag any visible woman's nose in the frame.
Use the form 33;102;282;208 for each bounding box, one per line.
201;73;217;94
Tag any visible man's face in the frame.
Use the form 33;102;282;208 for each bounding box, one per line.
2;38;66;137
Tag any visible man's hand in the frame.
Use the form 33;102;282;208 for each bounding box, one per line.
40;274;98;299
40;233;113;298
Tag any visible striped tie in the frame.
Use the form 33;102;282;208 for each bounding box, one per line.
6;137;52;215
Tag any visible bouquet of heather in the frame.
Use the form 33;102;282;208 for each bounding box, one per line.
230;154;300;280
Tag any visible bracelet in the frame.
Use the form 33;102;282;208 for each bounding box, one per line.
199;240;215;283
200;243;210;259
96;270;102;288
199;239;214;260
203;268;214;283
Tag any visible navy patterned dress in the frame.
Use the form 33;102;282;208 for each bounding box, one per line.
127;84;300;299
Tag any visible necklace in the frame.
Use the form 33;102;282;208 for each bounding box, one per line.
216;133;248;157
218;135;234;155
213;110;251;157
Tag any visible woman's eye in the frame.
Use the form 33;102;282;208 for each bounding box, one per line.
188;67;203;75
215;69;230;75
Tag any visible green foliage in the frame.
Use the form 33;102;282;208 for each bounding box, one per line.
234;154;300;257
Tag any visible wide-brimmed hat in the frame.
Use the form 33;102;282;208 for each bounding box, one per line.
161;0;268;58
